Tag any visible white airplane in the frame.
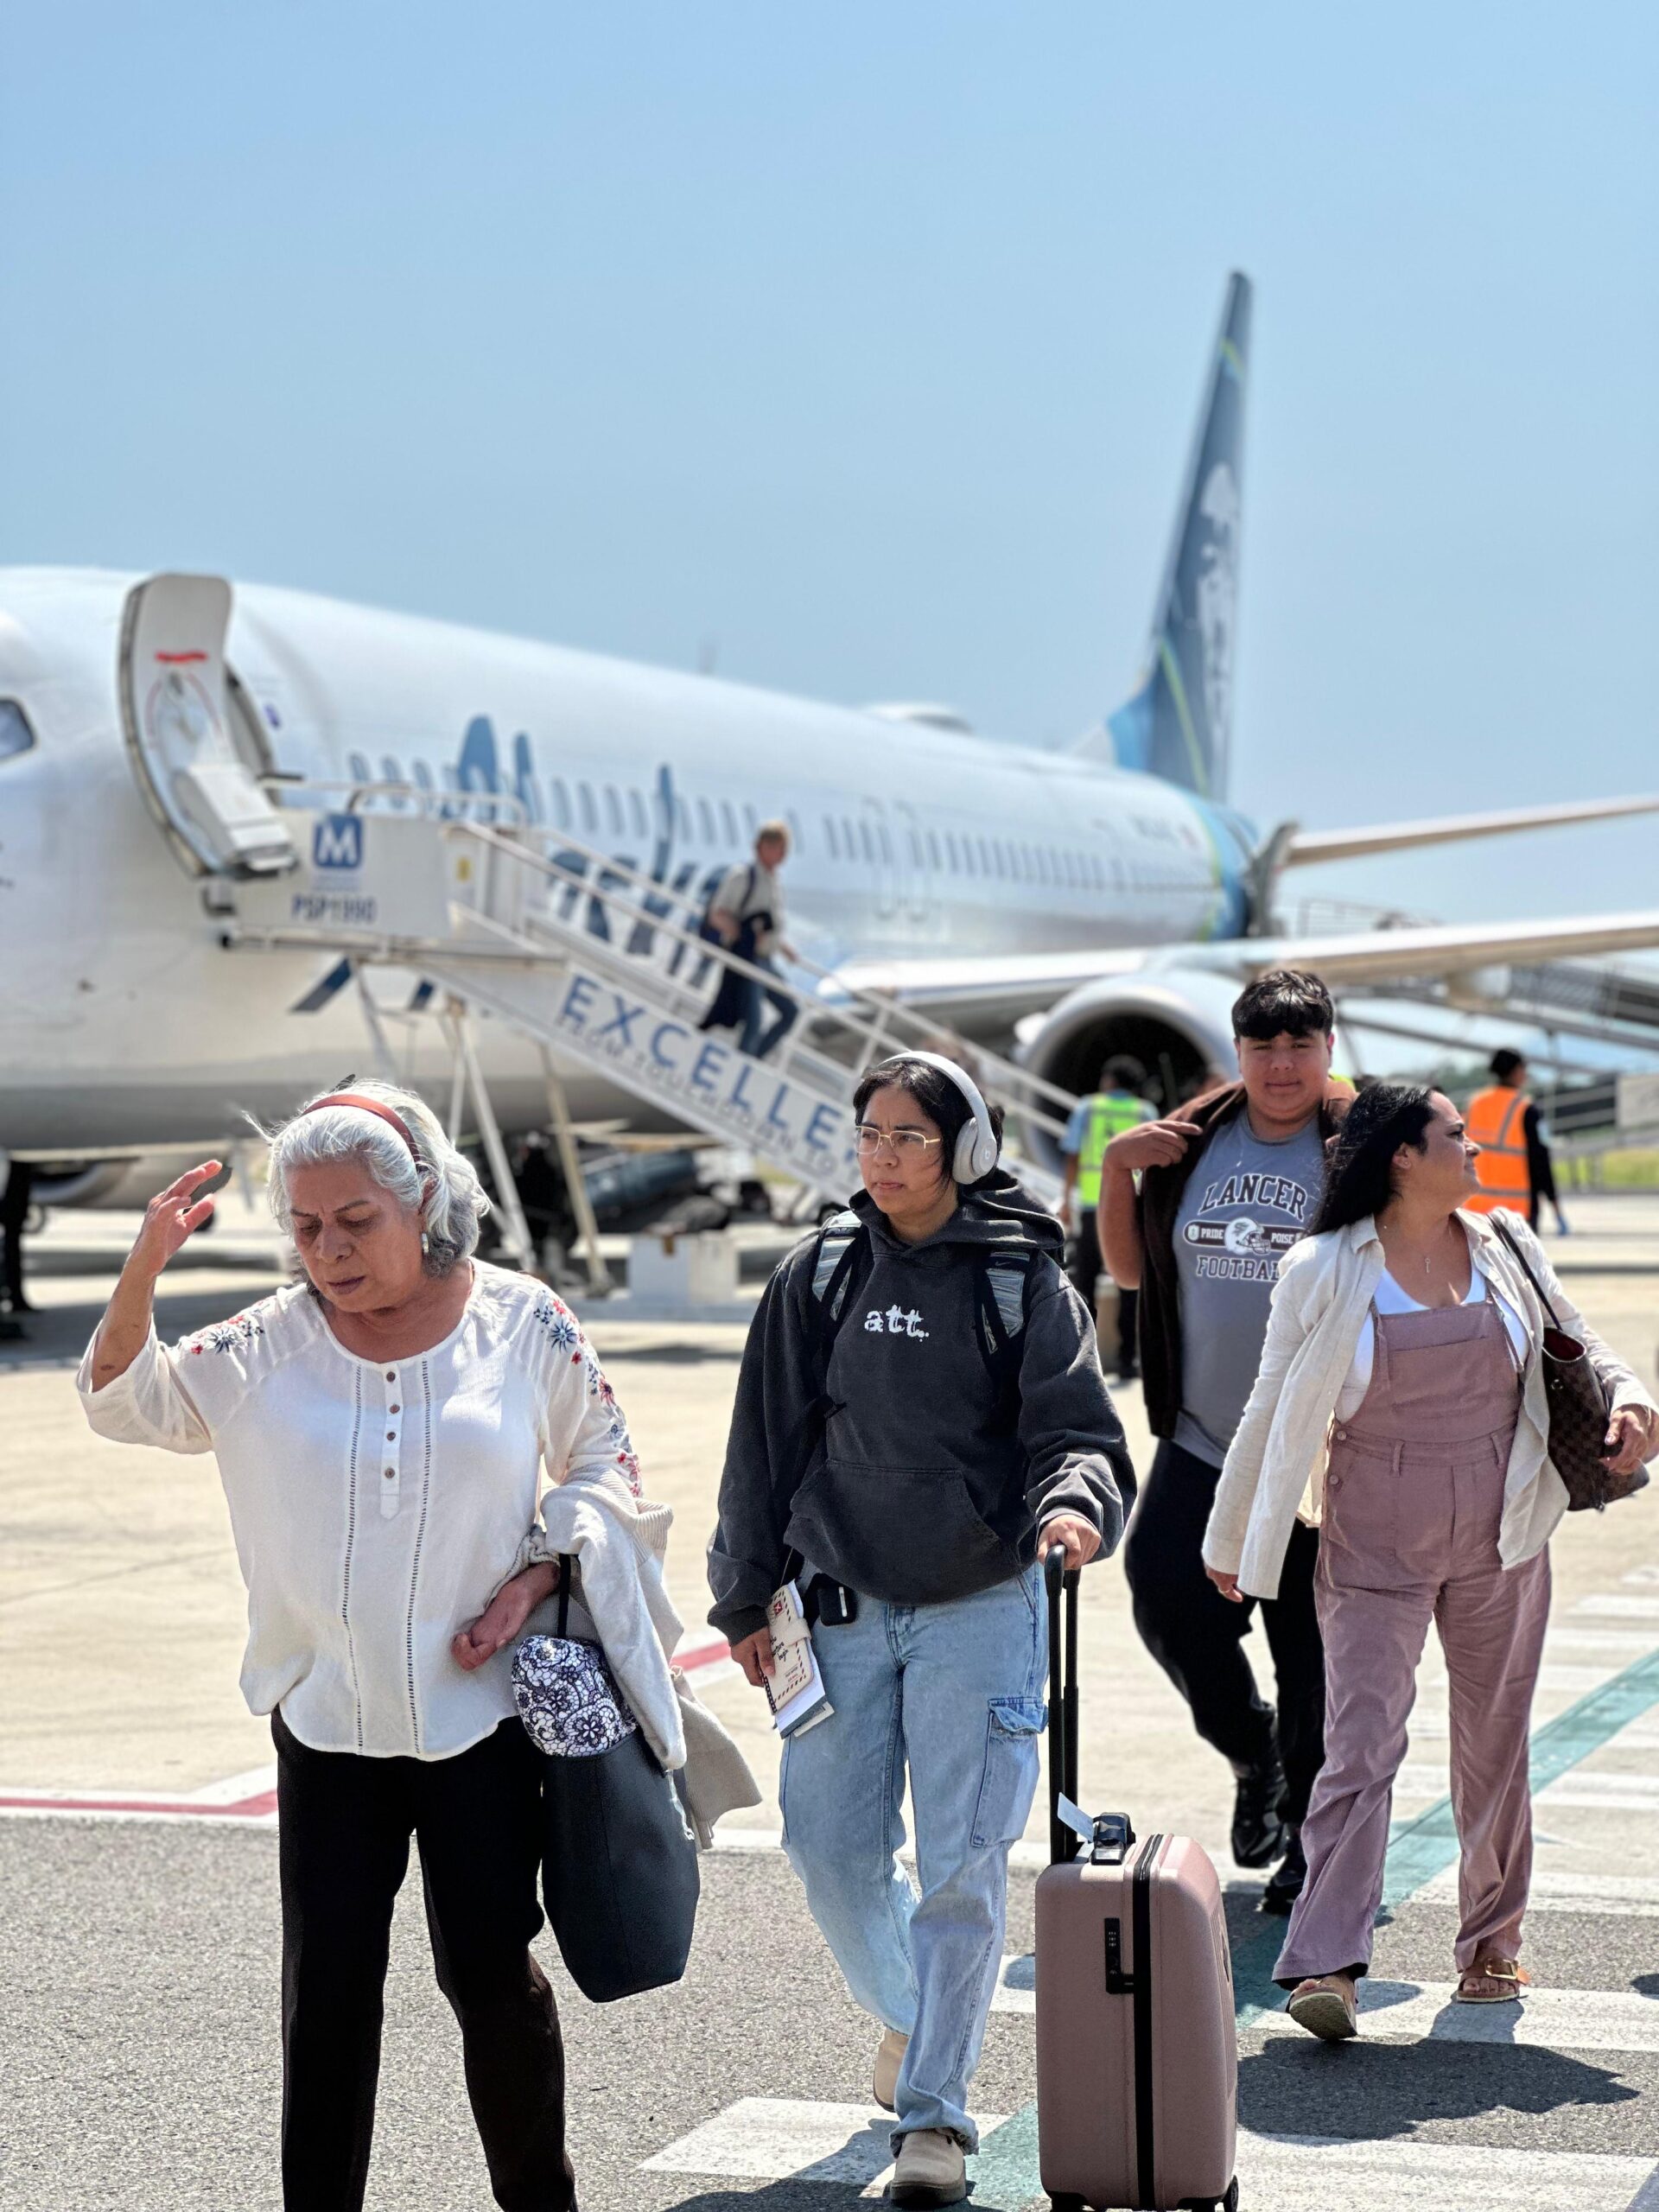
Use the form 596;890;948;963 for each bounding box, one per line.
5;270;1659;1206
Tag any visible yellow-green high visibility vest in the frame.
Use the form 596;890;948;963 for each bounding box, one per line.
1075;1090;1154;1209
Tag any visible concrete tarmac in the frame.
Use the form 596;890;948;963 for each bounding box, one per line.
4;1194;1659;2207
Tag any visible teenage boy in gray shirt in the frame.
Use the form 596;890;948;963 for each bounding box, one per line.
1099;970;1351;1914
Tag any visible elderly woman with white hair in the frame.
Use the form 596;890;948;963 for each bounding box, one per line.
77;1079;635;2212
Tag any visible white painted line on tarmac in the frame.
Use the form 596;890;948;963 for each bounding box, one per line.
1420;1867;1659;1916
990;1953;1035;2013
1259;1980;1659;2051
1576;1596;1659;1621
1235;2128;1656;2212
1542;1629;1659;1656
642;2095;1007;2187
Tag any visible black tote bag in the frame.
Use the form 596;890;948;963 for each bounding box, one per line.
514;1558;700;2002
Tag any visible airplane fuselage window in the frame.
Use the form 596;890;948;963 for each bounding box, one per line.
946;833;960;872
824;816;840;859
578;783;598;834
907;829;923;867
627;789;648;838
675;797;692;842
697;798;715;844
963;838;977;878
743;802;758;836
0;701;35;760
348;751;373;789
721;800;739;845
786;809;803;849
858;821;875;863
550;779;572;830
603;785;624;836
926;830;941;870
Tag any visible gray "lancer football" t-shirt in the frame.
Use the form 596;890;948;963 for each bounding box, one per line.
1173;1108;1326;1467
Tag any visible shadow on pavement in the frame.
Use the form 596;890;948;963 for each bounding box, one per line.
0;1285;280;1369
1240;2037;1640;2135
656;2189;878;2211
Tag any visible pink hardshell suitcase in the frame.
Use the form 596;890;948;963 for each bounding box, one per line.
1034;1548;1238;2212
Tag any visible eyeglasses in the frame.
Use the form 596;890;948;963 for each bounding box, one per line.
854;1122;943;1156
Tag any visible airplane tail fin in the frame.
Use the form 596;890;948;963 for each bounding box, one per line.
1090;271;1250;803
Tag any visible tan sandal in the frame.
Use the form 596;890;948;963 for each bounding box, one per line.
1287;1974;1358;2041
1454;1956;1530;2004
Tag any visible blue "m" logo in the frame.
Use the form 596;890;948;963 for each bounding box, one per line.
314;814;363;870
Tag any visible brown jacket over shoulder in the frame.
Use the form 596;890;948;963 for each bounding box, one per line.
1133;1079;1353;1442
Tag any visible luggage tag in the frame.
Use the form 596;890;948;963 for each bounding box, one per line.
1055;1794;1096;1854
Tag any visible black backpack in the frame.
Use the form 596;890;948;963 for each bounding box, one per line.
805;1210;1035;1408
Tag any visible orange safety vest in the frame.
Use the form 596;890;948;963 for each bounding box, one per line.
1465;1085;1531;1214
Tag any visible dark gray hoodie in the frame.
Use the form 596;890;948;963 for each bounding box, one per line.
707;1171;1135;1643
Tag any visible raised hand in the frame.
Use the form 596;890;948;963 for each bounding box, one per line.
130;1160;223;1279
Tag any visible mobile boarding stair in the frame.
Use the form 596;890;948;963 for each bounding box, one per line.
221;787;1079;1274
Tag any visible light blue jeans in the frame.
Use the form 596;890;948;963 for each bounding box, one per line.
779;1565;1047;2150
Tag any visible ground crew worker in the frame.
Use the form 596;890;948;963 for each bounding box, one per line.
1060;1058;1154;1379
1465;1050;1560;1230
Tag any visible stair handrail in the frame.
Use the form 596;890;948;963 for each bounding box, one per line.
448;817;1080;1135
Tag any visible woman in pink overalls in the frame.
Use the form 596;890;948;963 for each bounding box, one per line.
1200;1084;1657;2040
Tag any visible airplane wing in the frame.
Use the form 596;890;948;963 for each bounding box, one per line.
1279;794;1659;868
830;909;1659;1028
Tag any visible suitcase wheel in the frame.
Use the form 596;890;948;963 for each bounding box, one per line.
1177;2187;1238;2212
1046;2197;1086;2211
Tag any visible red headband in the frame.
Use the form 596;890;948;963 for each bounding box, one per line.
303;1092;422;1160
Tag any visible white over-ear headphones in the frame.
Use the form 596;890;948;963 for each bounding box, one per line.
873;1051;1001;1184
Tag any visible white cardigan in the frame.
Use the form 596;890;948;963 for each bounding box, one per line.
1202;1209;1657;1600
78;1263;647;1760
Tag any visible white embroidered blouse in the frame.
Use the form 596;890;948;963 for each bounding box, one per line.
76;1262;641;1761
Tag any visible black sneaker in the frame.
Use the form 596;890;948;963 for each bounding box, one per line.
1230;1756;1287;1870
1259;1829;1306;1915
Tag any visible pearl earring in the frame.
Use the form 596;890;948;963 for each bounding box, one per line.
420;1230;430;1256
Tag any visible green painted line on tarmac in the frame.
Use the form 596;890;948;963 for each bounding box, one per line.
969;1637;1659;2211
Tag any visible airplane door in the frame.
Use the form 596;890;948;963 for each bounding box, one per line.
118;573;297;877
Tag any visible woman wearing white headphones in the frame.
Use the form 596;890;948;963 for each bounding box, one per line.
709;1052;1134;2208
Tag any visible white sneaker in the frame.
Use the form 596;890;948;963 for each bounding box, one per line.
873;2025;909;2113
889;2127;967;2208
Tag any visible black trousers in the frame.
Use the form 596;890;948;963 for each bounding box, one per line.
272;1708;575;2212
1122;1438;1325;1828
1;1160;32;1308
1066;1208;1138;1375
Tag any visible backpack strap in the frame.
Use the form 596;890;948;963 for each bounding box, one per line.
810;1208;864;1318
972;1249;1036;1421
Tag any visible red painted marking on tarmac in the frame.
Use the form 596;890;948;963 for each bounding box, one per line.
154;650;208;663
1;1639;733;1821
0;1788;277;1820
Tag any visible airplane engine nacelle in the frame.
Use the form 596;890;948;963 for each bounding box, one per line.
1441;965;1515;1014
1018;969;1243;1172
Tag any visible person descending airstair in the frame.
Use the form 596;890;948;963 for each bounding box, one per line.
217;785;1077;1227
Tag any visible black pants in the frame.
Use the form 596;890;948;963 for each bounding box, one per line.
1;1160;32;1309
272;1708;575;2212
1122;1438;1325;1828
1066;1209;1137;1376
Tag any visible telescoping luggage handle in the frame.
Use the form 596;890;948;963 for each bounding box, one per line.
1045;1544;1136;1868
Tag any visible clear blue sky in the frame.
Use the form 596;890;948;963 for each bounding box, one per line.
5;3;1656;930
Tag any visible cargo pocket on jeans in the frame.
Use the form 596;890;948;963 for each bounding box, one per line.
969;1695;1046;1848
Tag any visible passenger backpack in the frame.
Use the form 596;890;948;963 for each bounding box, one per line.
806;1210;1035;1407
698;862;758;948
